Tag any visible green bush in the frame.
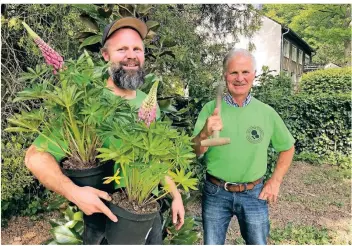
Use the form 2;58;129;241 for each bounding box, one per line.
294;151;323;165
253;68;293;103
0;133;49;225
299;67;351;95
269;93;351;157
1;134;34;201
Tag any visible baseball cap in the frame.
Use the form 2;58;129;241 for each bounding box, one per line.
101;17;148;46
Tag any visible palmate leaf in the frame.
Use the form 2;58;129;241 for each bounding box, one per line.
79;99;105;125
168;169;198;192
170;143;196;170
13;85;48;102
5;109;45;133
96;146;129;162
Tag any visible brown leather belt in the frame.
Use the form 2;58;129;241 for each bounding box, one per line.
206;173;263;192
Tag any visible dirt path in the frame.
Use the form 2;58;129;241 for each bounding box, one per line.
1;211;60;245
1;162;351;245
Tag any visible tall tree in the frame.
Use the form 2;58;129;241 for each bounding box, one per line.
263;4;351;66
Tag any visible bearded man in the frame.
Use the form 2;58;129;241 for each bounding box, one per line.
25;17;184;245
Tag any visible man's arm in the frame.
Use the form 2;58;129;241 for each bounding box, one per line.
164;176;184;230
192;108;222;157
25;145;117;222
259;145;295;203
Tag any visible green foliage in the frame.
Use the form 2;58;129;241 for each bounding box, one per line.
264;147;279;181
269;223;332;244
97;96;197;205
263;4;351;65
2;5;83;130
253;67;293;102
6;52;136;167
2;189;54;226
270;93;351;158
47;205;83;245
163;216;201;244
299;67;352;95
162;193;201;245
294;151;323;165
1;134;34;201
324;151;352;170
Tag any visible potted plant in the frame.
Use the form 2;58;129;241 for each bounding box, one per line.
5;23;137;191
97;78;198;244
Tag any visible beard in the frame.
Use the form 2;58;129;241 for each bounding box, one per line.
108;62;145;90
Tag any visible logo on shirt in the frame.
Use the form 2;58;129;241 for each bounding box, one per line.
246;126;264;144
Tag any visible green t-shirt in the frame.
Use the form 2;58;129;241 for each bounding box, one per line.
33;89;161;189
193;97;295;183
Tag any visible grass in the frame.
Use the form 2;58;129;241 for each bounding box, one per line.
269;223;333;245
302;167;350;185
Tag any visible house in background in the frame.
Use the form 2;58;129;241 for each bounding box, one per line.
233;16;315;85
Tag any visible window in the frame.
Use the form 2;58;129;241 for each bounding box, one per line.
292;45;297;62
298;50;303;65
283;39;290;58
305;54;310;65
291;72;297;84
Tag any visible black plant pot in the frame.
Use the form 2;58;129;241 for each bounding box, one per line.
105;202;159;245
62;160;115;193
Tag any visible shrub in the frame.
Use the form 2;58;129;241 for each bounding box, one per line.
299;67;351;95
0;133;50;225
269;93;351;157
294;151;323;165
1;134;34;201
253;69;293;103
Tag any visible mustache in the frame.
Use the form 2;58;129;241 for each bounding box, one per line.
119;59;141;67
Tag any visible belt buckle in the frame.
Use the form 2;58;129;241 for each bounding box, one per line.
224;181;238;191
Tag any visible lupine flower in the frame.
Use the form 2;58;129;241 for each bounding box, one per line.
138;81;159;127
22;22;64;74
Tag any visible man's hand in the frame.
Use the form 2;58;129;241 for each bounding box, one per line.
171;195;185;230
70;186;118;222
258;178;281;204
201;107;223;138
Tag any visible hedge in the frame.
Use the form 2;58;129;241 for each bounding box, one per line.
268;93;351;157
299;67;351;95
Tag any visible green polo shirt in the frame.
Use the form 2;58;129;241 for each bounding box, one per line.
193;97;295;183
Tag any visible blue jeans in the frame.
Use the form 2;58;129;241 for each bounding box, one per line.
202;179;269;245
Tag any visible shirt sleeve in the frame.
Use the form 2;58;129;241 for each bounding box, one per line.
192;101;215;137
32;128;67;162
270;109;295;152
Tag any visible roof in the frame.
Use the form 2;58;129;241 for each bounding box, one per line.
282;27;315;53
264;16;315;53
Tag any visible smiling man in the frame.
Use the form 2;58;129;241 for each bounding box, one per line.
192;48;295;245
25;17;184;245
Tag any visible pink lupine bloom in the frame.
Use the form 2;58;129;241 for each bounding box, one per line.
22;22;64;74
138;81;159;127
